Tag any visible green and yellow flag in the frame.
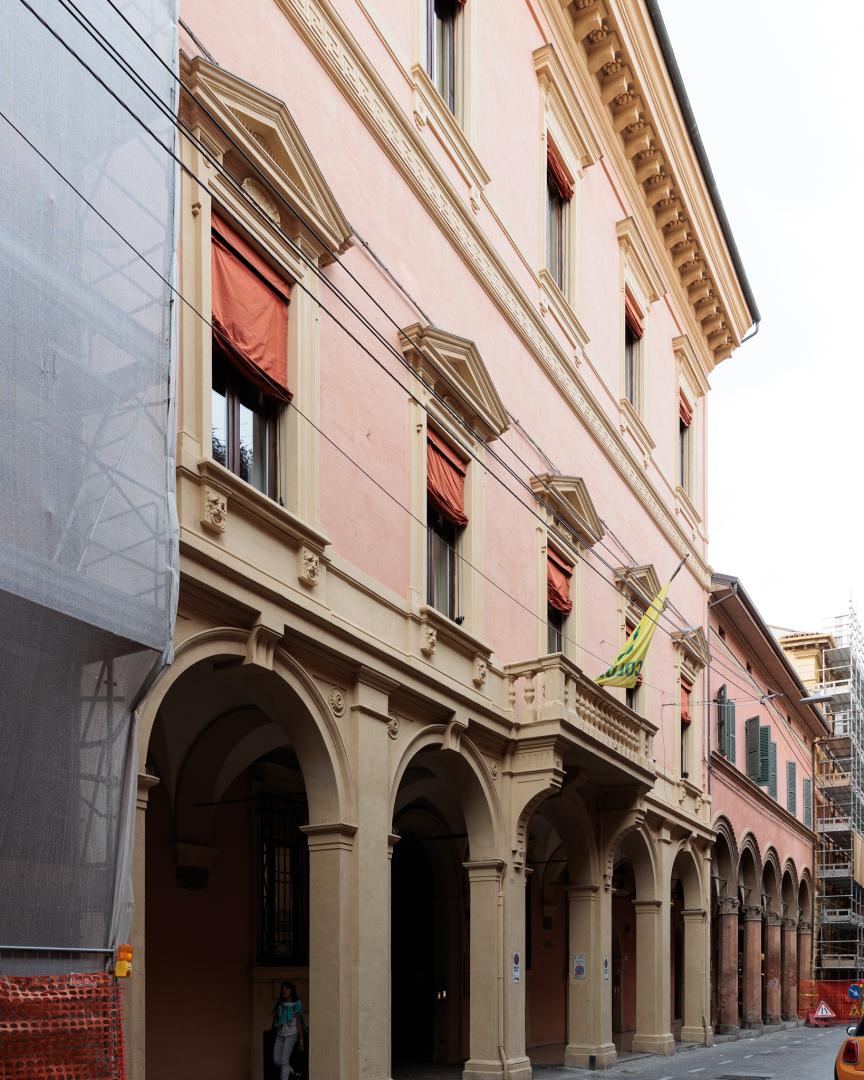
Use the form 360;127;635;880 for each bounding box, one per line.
595;557;686;689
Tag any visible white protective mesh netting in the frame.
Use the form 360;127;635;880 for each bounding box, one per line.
0;0;178;971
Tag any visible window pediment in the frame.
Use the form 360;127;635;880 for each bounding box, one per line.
615;563;661;613
399;323;509;441
530;474;603;551
673;626;710;674
181;54;352;262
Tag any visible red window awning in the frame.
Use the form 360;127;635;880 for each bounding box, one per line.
547;548;574;614
681;679;693;725
427;429;468;527
625;288;644;339
547;145;574;202
679;391;693;427
211;213;291;401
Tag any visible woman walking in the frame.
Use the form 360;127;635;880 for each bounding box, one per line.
272;981;305;1079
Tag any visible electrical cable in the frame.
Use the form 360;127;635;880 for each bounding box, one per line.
46;0;706;646
9;1;811;738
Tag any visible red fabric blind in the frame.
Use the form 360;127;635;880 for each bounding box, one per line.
681;680;693;725
546;146;574;202
679;391;693;427
211;213;291;401
427;429;468;527
547;549;574;614
624;289;644;339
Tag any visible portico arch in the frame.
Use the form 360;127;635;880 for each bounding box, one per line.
139;627;356;1080
737;835;763;1030
711;818;739;1033
670;843;708;1043
780;862;799;1021
761;848;782;1024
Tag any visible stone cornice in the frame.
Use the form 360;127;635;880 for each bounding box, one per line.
271;0;712;587
549;0;752;364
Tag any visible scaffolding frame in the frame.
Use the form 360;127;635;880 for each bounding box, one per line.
812;609;864;977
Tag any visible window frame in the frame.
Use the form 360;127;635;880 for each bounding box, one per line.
426;498;460;620
546;173;567;293
426;0;461;116
211;342;279;499
255;795;309;966
623;292;644;412
547;603;565;654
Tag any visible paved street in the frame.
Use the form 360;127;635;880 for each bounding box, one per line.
537;1026;848;1079
394;1026;848;1080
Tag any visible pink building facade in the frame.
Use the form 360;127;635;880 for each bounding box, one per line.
709;576;822;1034
130;1;758;1078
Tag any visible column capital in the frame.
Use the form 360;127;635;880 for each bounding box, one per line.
681;907;707;924
463;858;505;882
763;912;782;927
742;905;763;922
300;821;357;852
567;883;600;900
632;898;662;912
782;917;797;931
717;896;739;916
798;920;813;933
136;770;159;811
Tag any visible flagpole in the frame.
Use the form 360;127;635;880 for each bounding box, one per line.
669;553;689;583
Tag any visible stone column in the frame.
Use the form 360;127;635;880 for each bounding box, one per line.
631;899;675;1055
741;906;763;1030
463;859;506;1080
716;897;740;1034
302;823;357;1080
781;918;798;1021
500;863;531;1080
125;772;158;1080
797;920;813;1017
564;882;616;1069
763;913;782;1025
681;908;710;1044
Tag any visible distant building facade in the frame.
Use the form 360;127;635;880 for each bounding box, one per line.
128;1;756;1078
709;576;822;1034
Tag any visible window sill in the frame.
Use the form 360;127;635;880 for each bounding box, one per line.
419;602;492;661
411;64;489;208
195;458;329;553
674;483;702;527
539;269;589;358
618;398;655;463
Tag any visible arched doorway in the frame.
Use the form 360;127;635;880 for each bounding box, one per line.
140;635;352;1080
389;739;500;1077
670;845;706;1044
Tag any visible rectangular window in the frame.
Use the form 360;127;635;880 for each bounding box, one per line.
212;346;278;497
427;0;460;113
787;761;797;815
546;144;573;293
758;725;771;785
679;392;693;493
680;679;692;777
427;502;458;619
745;715;759;780
256;797;309;965
624;290;643;409
717;685;736;762
803;777;813;827
547;606;564;654
426;429;467;621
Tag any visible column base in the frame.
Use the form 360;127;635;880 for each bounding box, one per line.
631;1032;675;1055
680;1025;712;1046
764;1014;781;1026
463;1056;531;1080
564;1042;617;1069
782;1013;798;1022
715;1023;740;1036
741;1020;762;1032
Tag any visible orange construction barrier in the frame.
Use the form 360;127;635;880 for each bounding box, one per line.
799;979;864;1025
0;972;125;1079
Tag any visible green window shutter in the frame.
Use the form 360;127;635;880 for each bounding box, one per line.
803;778;812;828
745;717;760;780
726;699;737;764
758;725;771;785
768;741;777;799
787;761;797;815
717;685;727;756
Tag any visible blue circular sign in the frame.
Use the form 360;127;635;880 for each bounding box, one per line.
849;983;862;1001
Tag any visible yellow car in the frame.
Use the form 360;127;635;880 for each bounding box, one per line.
836;1022;864;1078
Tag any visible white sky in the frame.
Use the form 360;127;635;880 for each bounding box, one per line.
658;1;864;632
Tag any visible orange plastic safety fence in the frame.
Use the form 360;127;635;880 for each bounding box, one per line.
0;973;125;1079
798;979;864;1024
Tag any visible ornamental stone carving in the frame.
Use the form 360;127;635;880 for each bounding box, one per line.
328;687;346;717
241;176;281;223
298;546;320;587
387;716;400;740
421;625;437;658
201;486;227;533
473;655;488;688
